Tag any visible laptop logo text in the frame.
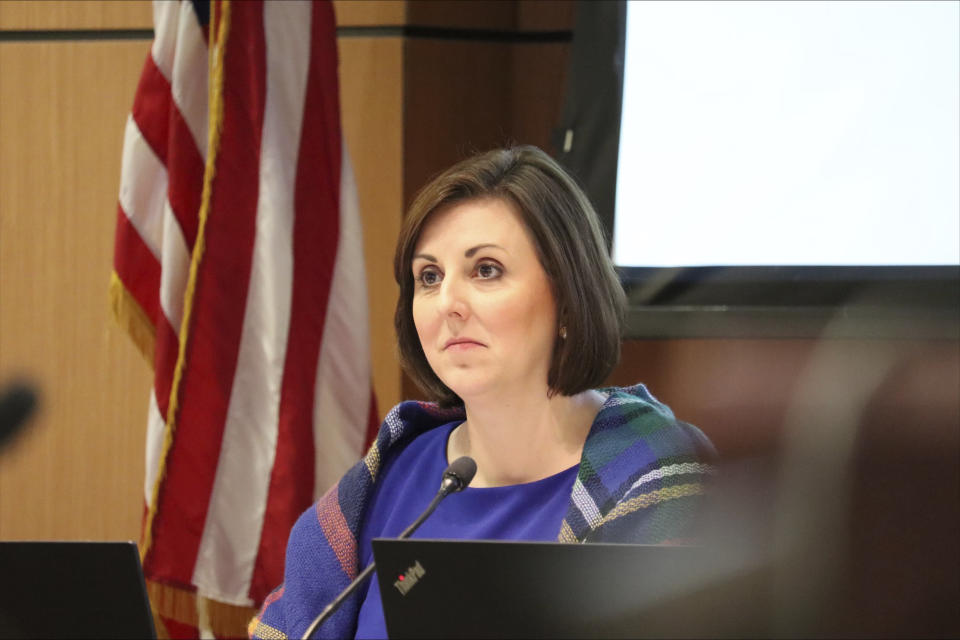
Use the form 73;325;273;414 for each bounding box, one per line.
393;560;425;596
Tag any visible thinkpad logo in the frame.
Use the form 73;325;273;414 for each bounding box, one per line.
392;560;425;596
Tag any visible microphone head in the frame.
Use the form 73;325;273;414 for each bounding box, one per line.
441;456;477;494
0;381;38;452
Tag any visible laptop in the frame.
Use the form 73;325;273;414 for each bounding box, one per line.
372;538;772;639
0;541;156;639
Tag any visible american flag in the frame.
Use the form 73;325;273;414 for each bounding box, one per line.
110;0;378;635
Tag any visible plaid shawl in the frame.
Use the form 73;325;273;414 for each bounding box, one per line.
250;384;714;639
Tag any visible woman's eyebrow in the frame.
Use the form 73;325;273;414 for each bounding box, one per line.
414;244;505;263
465;243;505;257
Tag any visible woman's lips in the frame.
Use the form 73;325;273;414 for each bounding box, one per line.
443;338;484;351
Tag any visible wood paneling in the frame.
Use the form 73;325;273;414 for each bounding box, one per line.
516;0;576;32
338;36;405;415
0;0;152;30
403;38;513;206
0;40;154;540
333;0;405;27
333;0;576;32
511;42;570;153
0;1;573;35
406;0;516;30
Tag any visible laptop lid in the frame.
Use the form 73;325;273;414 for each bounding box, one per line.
372;538;766;639
0;541;156;639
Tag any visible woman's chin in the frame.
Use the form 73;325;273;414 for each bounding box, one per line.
440;375;498;404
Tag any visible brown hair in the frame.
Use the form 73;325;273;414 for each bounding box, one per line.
394;145;626;406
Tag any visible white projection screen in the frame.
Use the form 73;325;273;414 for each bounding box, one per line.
614;0;960;269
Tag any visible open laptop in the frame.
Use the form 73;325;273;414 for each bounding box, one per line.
373;538;772;639
0;541;156;639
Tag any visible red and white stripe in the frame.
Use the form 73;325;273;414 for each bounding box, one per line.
113;0;376;608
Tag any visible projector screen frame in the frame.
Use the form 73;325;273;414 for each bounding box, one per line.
553;0;960;339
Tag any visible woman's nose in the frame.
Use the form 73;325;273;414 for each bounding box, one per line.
437;275;469;319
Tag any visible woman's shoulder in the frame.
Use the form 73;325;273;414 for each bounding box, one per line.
584;383;716;478
593;383;715;458
570;384;716;544
377;399;465;441
595;383;677;423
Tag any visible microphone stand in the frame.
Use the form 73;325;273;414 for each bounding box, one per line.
301;457;477;640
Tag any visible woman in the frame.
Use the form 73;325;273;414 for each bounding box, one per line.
250;146;714;639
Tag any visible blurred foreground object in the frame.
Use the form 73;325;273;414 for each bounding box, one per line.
654;295;960;638
0;380;38;453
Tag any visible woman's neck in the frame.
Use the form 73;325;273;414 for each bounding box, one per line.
447;389;605;488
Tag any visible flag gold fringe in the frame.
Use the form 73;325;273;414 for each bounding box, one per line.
140;0;232;564
109;271;156;367
147;580;196;637
204;595;259;639
146;579;257;639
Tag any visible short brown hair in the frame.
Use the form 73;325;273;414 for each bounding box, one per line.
394;145;626;406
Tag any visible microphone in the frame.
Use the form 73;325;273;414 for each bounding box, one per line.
440;455;478;494
302;456;477;640
0;381;38;453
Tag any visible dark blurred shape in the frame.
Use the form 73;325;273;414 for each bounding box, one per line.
0;380;39;452
824;349;960;638
684;334;960;638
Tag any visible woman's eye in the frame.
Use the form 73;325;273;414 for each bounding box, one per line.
475;262;502;279
417;268;441;287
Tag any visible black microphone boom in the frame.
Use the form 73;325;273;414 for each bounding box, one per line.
301;456;477;640
401;455;476;539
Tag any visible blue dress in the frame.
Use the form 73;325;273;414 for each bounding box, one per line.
354;421;578;639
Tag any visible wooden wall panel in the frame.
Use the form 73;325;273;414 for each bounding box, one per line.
516;0;577;31
333;0;405;27
511;41;570;153
402;38;513;207
0;0;152;30
406;0;516;30
338;36;405;415
0;40;153;540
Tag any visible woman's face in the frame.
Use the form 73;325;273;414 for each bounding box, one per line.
411;198;557;402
